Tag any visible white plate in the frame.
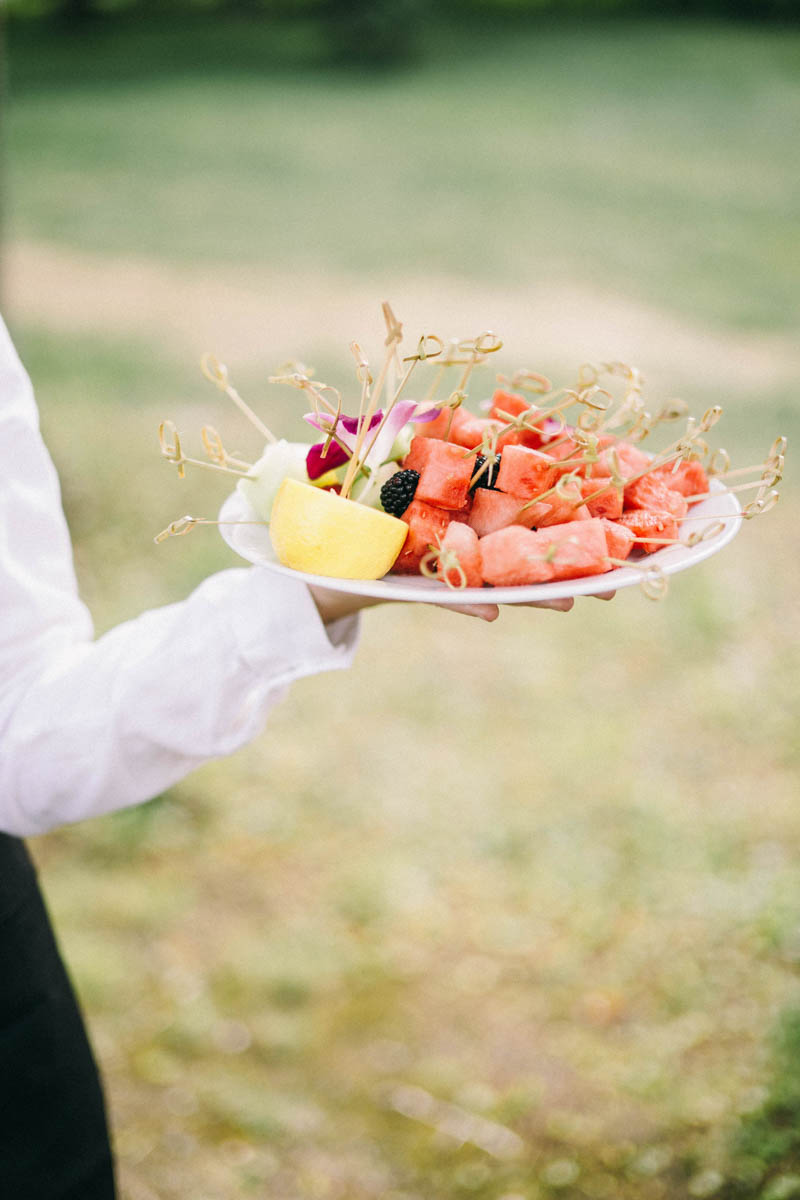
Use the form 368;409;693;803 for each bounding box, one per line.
217;480;743;604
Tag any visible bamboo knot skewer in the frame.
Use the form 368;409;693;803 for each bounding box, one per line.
200;353;276;443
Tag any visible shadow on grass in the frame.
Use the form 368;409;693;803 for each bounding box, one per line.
6;13;330;95
8;8;797;97
6;7;448;94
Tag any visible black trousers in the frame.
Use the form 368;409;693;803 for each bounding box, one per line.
0;834;116;1199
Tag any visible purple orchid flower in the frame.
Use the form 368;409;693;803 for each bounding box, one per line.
304;411;383;480
304;403;442;480
305;440;351;480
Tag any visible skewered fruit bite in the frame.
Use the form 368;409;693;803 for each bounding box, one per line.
237;440;311;522
155;308;785;599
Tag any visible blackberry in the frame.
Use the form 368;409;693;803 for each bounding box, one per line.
380;468;419;517
470;454;502;491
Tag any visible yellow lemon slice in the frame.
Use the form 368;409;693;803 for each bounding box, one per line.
269;479;408;579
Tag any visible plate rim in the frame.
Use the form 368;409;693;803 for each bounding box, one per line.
217;479;743;604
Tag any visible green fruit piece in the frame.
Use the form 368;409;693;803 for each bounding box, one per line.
237;440;310;522
352;462;399;509
387;425;413;464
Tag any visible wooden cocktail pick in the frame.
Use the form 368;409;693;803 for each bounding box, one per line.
446;332;503;402
504;369;553;394
158;420;251;480
742;489;780;519
343;325;445;498
639;563;669;601
622;520;728;550
339;307;410;499
200;353;275;442
421;338;462;405
605;557;669;601
201;425;253;471
158;420;186;479
464;428;501;489
153;513;268;544
419;539;468;590
269;367;342;420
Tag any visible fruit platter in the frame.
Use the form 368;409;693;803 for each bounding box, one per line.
155;303;785;603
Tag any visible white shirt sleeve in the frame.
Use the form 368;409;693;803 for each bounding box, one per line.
0;317;359;837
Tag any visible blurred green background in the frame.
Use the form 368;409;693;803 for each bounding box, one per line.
3;4;800;1198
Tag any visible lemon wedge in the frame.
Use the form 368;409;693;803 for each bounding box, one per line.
269;479;408;579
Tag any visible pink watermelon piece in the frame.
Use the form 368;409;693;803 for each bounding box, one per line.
495;426;541;451
616;508;679;554
468;489;541;537
651;458;709;499
602;518;635;562
489;389;530;421
540;436;584;471
624;474;688;520
479;518;612;586
580;476;624;520
437;521;482;588
533;489;589;526
495;444;559;500
394;499;451;574
526;518;613;582
403;435;437;474
446;407;501;450
479;526;556;586
490;390;547;449
597;439;651;478
414;439;474;511
581;462;613;480
413;408;452;440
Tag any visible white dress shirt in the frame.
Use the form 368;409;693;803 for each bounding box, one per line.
0;317;358;837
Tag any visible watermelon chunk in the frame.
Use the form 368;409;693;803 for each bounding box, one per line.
414;439;474;511
480;518;612;586
468;489;541;537
446;407;501;450
402;435;437;475
597;440;651;478
495;425;540;452
624;474;688;520
651;458;709;499
580;476;623;520
489;389;530;422
582;461;613;480
468;485;590;536
533;488;588;527
616;509;679;554
495;444;559;500
602;518;635;562
542;436;585;473
490;390;546;449
394;499;451;573
413;408;452;440
527;518;613;581
437;521;482;588
479;526;555;586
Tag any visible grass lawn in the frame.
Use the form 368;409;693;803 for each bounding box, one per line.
7;16;800;333
4;14;800;1200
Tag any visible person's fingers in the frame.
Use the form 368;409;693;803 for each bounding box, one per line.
310;588;583;624
591;590;616;601
309;586;503;623
518;597;575;612
437;602;500;622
